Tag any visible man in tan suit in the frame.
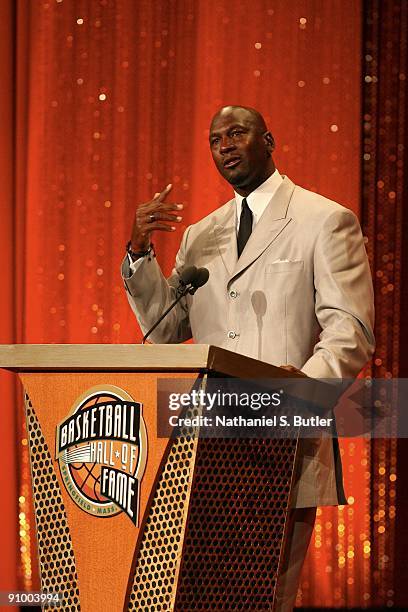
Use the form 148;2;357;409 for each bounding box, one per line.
122;106;375;610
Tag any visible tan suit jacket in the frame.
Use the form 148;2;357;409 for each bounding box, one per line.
122;176;375;507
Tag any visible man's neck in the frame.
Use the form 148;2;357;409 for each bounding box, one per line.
234;165;276;197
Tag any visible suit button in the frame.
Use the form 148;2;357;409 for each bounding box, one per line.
229;290;238;298
228;331;238;339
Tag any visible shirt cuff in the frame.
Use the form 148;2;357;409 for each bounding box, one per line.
128;253;144;274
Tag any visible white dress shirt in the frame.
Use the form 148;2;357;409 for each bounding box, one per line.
234;168;283;232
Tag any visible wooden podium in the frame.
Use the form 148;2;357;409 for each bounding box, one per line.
0;344;300;611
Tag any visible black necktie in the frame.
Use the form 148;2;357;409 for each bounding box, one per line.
237;198;253;258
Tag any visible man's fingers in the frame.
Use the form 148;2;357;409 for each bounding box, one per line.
144;203;183;215
161;203;184;211
136;207;183;225
147;211;182;223
133;185;183;240
146;222;177;232
149;201;183;212
153;183;172;202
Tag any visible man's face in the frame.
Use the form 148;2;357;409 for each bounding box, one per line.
209;108;274;193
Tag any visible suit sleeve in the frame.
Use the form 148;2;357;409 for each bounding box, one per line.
121;227;192;343
301;209;375;378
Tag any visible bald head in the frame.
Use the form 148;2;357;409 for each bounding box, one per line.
210;105;268;134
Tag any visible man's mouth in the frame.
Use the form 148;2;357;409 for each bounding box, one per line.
223;156;241;169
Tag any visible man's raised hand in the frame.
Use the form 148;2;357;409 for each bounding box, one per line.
130;184;184;251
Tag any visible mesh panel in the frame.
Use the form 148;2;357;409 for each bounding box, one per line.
175;437;297;611
25;394;80;611
127;433;197;611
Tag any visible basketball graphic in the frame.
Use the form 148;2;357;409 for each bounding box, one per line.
56;385;147;525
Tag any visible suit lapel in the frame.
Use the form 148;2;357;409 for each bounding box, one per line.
212;200;237;276
212;176;296;279
232;177;295;278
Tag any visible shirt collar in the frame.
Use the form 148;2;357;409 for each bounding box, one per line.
234;169;283;226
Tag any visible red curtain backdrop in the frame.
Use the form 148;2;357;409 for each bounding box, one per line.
0;0;372;607
0;0;19;598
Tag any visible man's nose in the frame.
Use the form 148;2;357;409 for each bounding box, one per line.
220;137;236;153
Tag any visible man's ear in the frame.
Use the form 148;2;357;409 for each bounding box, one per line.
264;131;275;155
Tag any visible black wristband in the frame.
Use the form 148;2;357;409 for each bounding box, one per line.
126;241;155;262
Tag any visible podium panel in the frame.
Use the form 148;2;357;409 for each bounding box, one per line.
21;372;195;611
1;345;300;611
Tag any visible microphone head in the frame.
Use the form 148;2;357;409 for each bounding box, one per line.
191;267;209;288
179;265;198;285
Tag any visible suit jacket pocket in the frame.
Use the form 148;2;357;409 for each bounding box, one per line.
265;260;304;273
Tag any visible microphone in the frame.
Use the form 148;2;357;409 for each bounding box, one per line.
189;267;209;293
177;266;198;294
142;266;209;344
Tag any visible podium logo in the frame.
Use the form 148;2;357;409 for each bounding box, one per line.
55;385;147;525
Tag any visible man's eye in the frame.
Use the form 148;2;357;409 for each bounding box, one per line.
231;130;243;137
211;138;220;145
